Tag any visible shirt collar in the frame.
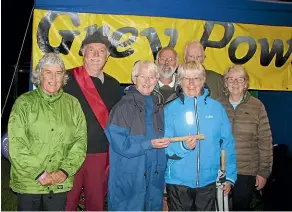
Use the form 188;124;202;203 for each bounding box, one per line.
158;75;175;88
91;71;104;84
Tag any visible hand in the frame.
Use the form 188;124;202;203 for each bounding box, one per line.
50;170;68;184
255;175;267;190
184;135;197;149
39;173;54;186
151;137;170;148
221;183;232;196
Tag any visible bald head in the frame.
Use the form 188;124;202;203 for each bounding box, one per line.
184;41;205;64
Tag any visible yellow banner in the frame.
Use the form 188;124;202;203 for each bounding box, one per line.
33;9;292;90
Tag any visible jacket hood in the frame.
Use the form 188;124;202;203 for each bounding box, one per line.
124;85;163;107
176;86;210;104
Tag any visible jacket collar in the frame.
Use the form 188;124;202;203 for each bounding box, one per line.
124;85;162;111
176;86;210;104
36;86;63;103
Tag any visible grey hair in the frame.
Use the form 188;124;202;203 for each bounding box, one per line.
31;53;68;86
183;40;205;61
176;61;206;86
155;47;179;64
131;60;160;84
223;65;250;96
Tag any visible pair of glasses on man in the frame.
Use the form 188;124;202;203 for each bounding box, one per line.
226;77;246;84
158;57;174;63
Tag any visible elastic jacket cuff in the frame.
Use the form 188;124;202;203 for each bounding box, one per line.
59;169;69;178
141;139;153;150
226;178;235;186
35;171;46;181
181;141;191;151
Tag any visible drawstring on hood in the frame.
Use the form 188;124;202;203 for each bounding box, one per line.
176;85;210;105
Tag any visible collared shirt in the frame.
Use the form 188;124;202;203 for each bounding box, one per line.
95;71;104;84
158;75;176;88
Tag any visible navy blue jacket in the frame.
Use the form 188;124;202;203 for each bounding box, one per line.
105;86;166;211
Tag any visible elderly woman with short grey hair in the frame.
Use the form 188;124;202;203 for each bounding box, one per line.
164;61;237;211
8;52;87;211
105;60;170;211
218;65;273;211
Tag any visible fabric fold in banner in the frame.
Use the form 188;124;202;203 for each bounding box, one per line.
33;9;292;90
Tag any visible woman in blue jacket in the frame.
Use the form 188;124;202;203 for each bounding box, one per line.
105;60;170;211
164;61;237;211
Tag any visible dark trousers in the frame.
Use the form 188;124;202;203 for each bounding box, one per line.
65;153;108;211
17;192;67;211
166;183;216;211
232;174;256;211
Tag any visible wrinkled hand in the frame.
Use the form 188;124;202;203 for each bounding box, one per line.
255;175;267;190
50;170;67;184
39;173;54;186
184;135;197;149
221;183;232;196
152;137;170;148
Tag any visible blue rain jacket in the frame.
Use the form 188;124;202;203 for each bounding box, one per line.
105;86;166;211
164;88;237;188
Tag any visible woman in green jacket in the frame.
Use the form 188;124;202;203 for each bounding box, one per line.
8;53;87;211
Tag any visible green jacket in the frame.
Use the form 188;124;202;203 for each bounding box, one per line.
205;69;225;100
8;87;87;194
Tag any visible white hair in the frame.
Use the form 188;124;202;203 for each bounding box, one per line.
31;53;68;86
176;61;206;86
131;60;159;84
183;40;205;61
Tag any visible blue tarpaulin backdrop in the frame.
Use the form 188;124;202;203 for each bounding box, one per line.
34;0;292;152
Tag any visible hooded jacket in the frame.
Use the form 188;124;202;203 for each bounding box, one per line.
164;88;237;188
105;86;166;211
8;87;87;194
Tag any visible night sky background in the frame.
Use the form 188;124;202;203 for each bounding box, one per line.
1;0;34;134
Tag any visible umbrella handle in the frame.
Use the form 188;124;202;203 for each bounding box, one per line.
221;149;226;171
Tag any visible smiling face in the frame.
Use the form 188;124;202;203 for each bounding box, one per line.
82;43;109;76
134;64;158;96
181;69;205;97
226;70;248;97
184;43;205;64
157;49;178;79
40;64;64;95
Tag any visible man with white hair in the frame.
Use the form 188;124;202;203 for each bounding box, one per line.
155;47;179;103
64;31;121;211
184;41;224;99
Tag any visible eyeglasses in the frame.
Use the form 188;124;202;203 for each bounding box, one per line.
158;57;174;63
135;75;157;82
226;77;246;84
183;77;202;84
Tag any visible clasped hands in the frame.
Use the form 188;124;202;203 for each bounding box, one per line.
38;170;67;186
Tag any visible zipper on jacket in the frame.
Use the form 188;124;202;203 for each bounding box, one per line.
194;97;201;188
168;160;175;179
230;101;241;133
